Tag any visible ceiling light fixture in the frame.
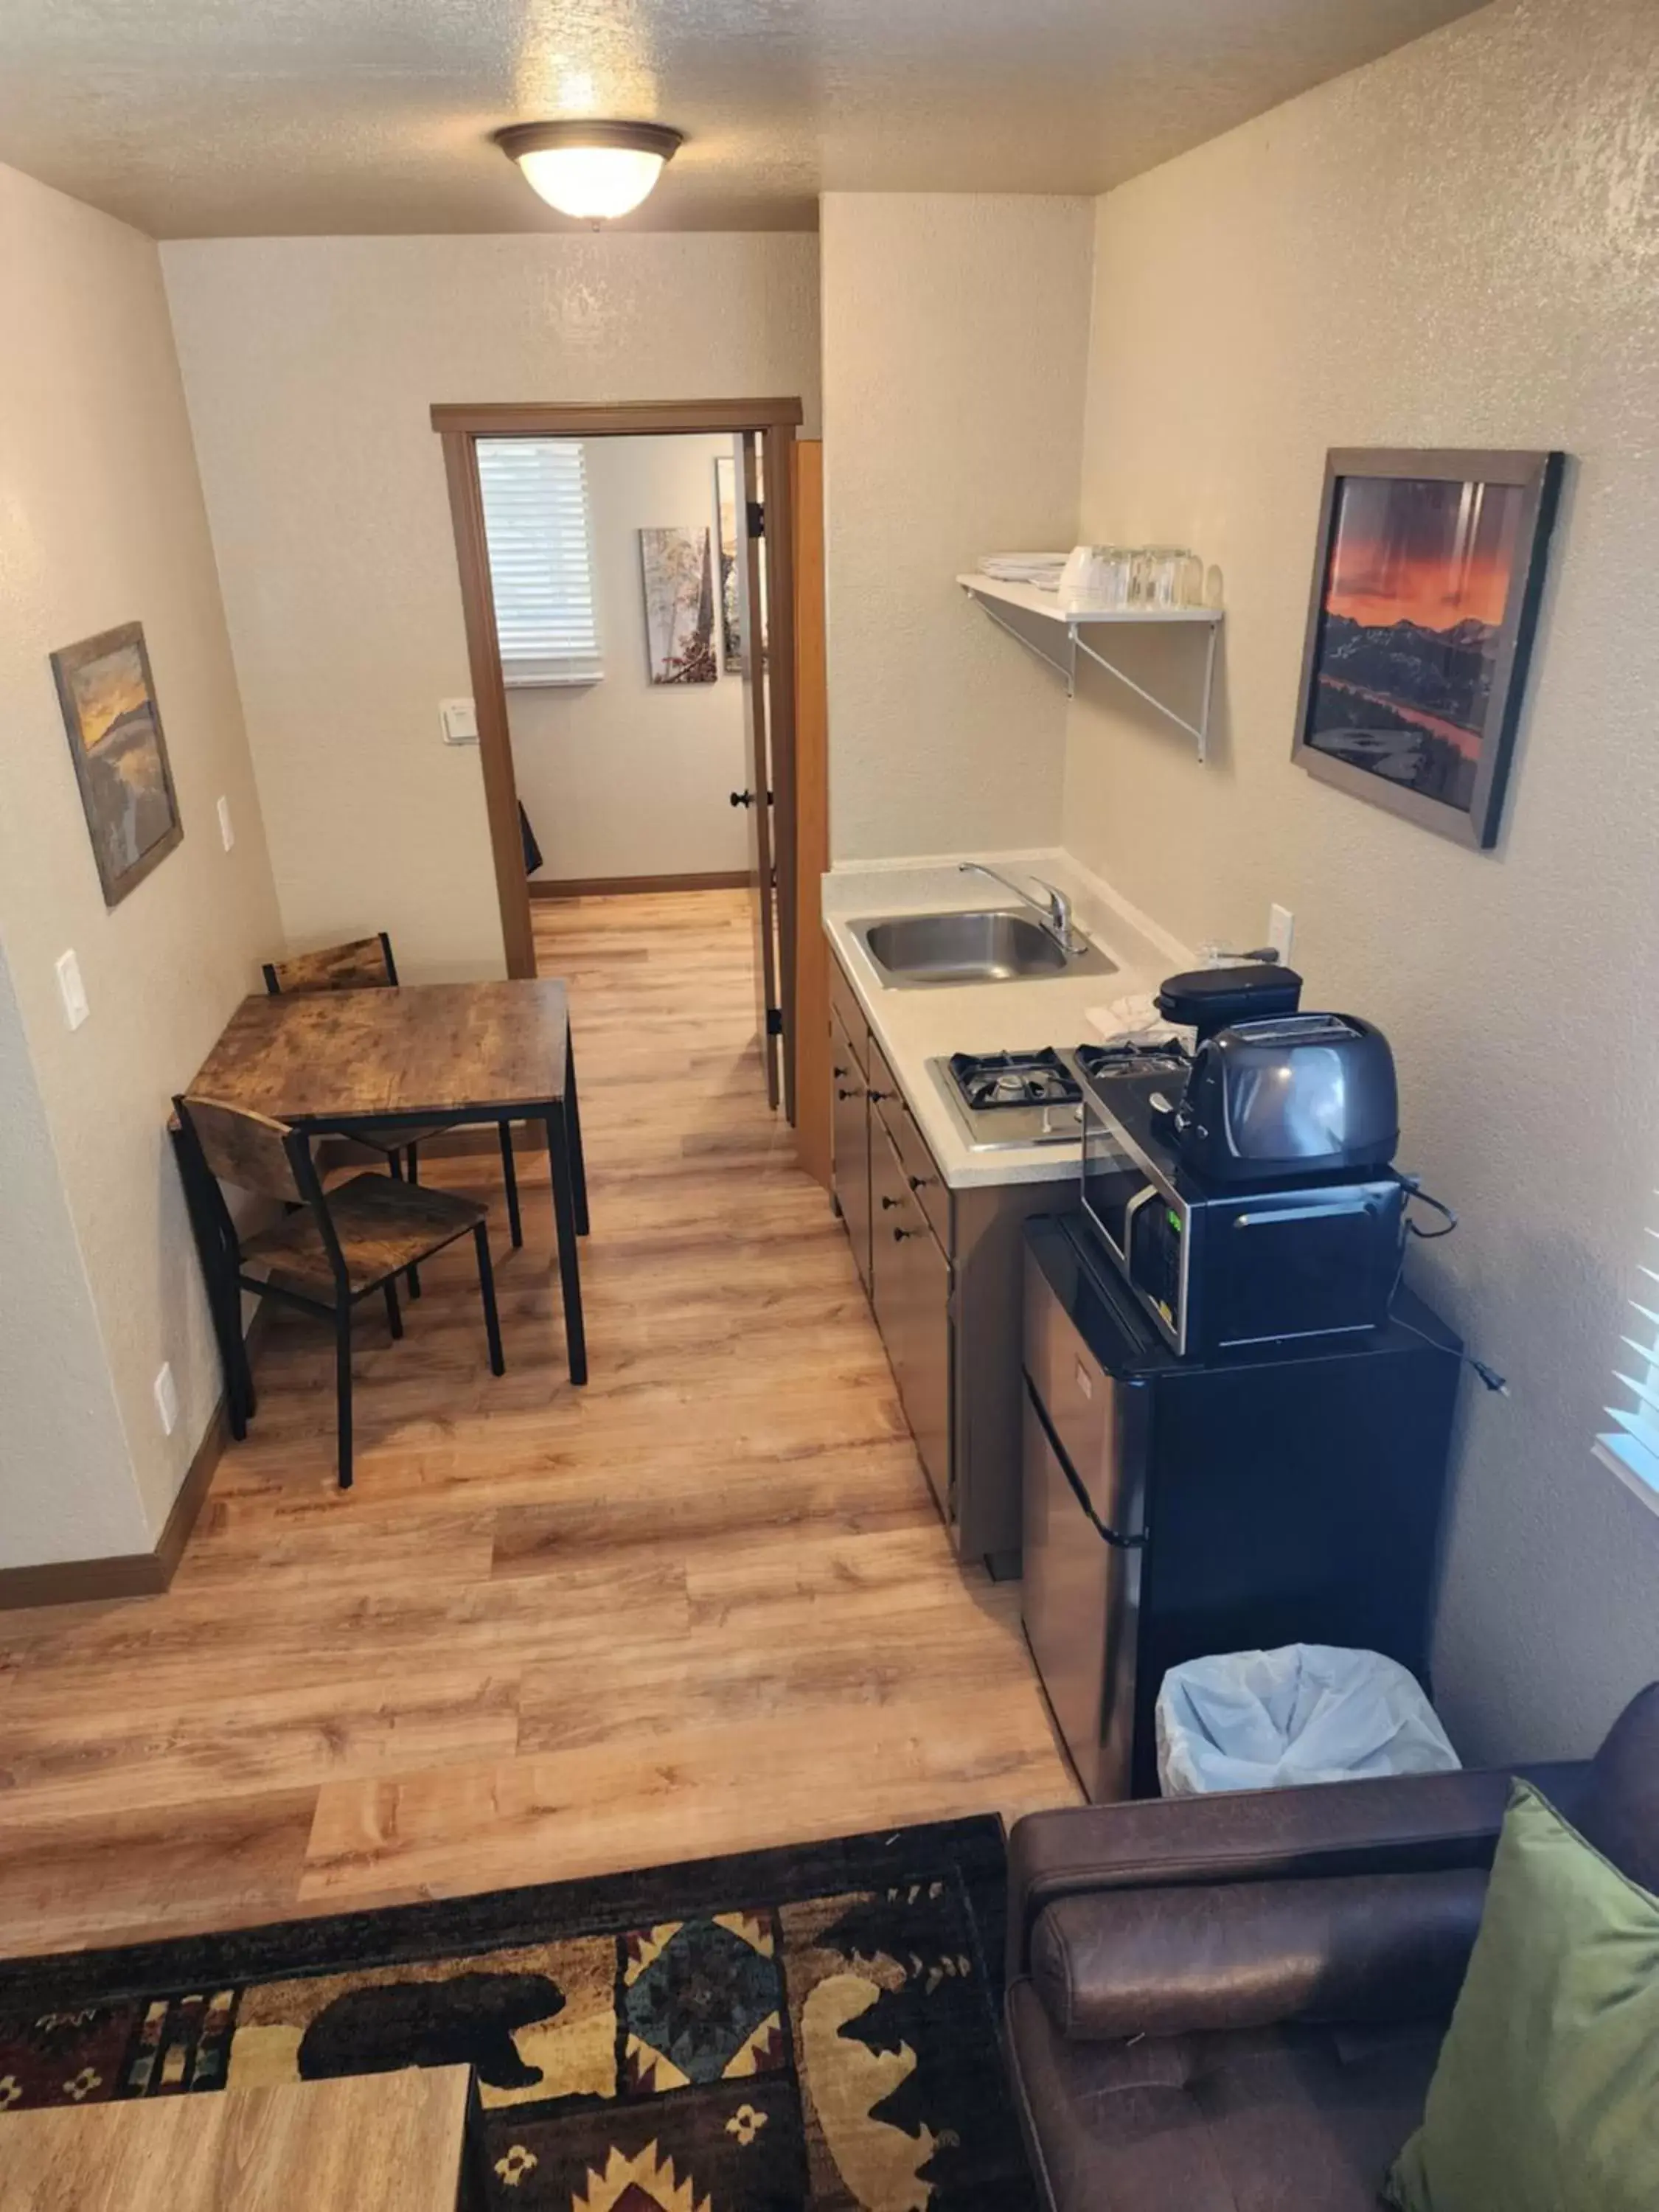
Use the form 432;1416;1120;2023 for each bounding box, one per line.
493;119;684;222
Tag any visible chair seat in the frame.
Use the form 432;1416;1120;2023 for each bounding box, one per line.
242;1173;487;1298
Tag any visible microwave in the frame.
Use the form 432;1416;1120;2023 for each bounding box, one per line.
1079;1074;1405;1360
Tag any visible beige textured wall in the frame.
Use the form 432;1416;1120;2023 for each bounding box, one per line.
819;195;1093;860
161;235;821;979
508;434;748;883
1063;0;1659;1759
0;160;281;1554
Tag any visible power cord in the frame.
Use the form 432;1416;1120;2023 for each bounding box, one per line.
1388;1178;1510;1396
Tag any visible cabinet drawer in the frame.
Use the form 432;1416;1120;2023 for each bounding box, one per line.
871;1116;953;1516
829;954;868;1077
867;1035;950;1251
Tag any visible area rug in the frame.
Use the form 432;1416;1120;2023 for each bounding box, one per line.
0;1815;1034;2209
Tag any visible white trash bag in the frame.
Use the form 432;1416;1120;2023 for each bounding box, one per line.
1155;1644;1460;1798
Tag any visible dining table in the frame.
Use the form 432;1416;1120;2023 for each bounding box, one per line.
176;978;588;1432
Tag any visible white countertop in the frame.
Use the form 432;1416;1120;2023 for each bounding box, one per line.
822;849;1193;1190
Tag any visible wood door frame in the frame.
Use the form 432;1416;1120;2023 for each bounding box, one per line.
433;397;806;1088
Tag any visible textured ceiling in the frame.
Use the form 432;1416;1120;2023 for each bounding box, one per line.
0;0;1486;238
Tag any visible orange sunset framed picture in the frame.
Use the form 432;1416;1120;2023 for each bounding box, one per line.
1293;448;1563;849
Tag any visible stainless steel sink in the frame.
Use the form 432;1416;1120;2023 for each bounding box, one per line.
852;909;1118;989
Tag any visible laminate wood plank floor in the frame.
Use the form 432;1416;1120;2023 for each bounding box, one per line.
0;891;1078;1955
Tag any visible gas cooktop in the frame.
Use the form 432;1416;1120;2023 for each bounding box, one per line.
932;1041;1190;1152
931;1047;1086;1151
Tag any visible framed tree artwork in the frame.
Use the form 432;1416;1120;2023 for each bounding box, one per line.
1291;448;1564;849
639;526;717;684
51;622;184;905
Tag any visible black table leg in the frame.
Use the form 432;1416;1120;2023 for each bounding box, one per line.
171;1119;253;1436
545;1103;588;1385
564;1023;589;1236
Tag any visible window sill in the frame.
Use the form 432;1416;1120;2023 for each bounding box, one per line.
503;671;605;691
1593;1438;1659;1521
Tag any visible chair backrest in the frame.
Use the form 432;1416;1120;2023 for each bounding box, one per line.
176;1094;306;1204
263;932;397;996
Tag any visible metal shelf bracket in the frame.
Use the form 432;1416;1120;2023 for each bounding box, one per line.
1071;623;1219;763
961;580;1220;762
972;594;1078;695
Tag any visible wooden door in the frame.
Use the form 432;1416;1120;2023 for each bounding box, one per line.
790;439;830;1189
734;431;781;1107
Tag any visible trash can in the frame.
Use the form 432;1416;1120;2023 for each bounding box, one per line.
1155;1644;1461;1797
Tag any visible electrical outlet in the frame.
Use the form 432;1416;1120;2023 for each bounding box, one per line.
55;948;88;1031
217;795;235;850
1267;903;1295;963
153;1361;180;1437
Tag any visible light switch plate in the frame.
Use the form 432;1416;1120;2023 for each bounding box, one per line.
1267;903;1295;962
217;795;235;850
441;697;479;746
153;1361;179;1437
55;948;88;1031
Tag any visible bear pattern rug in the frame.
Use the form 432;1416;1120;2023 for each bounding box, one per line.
0;1817;1034;2210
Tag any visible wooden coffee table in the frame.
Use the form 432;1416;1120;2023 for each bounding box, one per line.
0;2065;473;2211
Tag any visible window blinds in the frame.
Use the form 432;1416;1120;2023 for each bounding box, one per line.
1597;1212;1659;1506
476;438;601;684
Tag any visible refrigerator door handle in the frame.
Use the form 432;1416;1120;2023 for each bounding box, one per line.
1023;1374;1147;1549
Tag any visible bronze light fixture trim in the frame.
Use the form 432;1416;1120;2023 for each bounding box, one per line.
493;119;686;220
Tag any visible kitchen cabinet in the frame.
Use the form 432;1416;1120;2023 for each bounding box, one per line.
827;947;1054;1572
830;1009;872;1293
870;1115;952;1515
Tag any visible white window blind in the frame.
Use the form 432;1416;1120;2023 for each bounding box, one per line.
1597;1205;1659;1512
476;438;602;685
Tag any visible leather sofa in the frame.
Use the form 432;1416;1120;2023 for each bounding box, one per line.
1004;1683;1659;2211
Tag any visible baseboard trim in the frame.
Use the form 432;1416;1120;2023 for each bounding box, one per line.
0;1305;272;1613
529;870;748;900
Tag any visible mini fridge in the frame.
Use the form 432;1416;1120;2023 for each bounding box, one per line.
1020;1213;1461;1801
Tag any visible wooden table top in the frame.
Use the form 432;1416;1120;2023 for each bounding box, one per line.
0;2065;470;2212
188;979;571;1123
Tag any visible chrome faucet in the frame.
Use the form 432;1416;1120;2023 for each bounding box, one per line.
959;863;1088;956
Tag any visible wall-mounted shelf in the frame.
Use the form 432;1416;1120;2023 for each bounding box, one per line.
957;572;1222;760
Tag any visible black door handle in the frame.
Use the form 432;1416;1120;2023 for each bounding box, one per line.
908;1174;934;1192
892;1225;914;1242
867;1088;893;1104
730;790;754;807
836;1087;859;1102
880;1195;900;1211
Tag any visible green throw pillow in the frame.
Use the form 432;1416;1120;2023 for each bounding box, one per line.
1385;1779;1659;2212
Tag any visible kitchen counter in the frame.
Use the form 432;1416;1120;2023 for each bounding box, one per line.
822;850;1191;1190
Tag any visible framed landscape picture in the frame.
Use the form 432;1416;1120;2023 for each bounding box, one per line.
1291;448;1564;849
639;526;717;684
51;622;184;905
714;453;742;671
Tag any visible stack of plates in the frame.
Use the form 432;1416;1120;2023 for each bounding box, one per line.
977;552;1068;591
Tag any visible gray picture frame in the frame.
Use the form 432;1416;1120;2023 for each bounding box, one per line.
1290;448;1564;851
51;620;184;906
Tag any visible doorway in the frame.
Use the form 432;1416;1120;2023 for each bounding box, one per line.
432;397;807;1123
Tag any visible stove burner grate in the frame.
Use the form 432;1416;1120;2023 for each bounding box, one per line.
949;1048;1082;1113
1076;1041;1190;1084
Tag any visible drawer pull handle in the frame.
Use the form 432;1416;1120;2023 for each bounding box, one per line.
835;1086;860;1102
880;1195;901;1211
868;1088;893;1103
908;1174;934;1191
892;1226;914;1242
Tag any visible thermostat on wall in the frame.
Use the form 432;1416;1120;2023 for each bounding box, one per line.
440;698;479;745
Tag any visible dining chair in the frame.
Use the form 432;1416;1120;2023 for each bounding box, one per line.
262;931;524;1255
172;1093;505;1489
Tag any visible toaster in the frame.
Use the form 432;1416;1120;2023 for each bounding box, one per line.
1168;1012;1399;1186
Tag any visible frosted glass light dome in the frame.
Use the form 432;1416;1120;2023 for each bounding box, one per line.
494;122;684;223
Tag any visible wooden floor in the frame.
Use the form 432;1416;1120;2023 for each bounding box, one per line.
0;891;1077;1956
